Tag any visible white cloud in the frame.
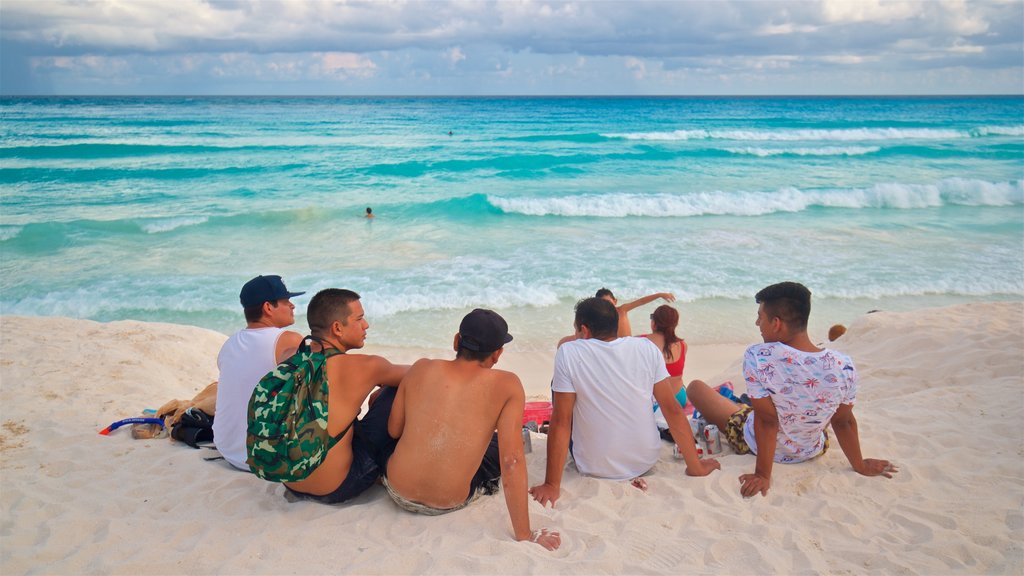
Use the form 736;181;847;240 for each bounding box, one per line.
756;22;820;36
625;57;647;80
819;54;872;65
319;52;377;76
820;0;921;24
0;0;1020;95
445;47;466;66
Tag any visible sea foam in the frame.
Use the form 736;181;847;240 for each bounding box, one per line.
603;127;1015;142
487;178;1024;218
138;216;210;234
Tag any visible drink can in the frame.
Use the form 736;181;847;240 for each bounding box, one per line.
703;424;722;455
521;427;532;454
673;443;705;460
690;417;705;440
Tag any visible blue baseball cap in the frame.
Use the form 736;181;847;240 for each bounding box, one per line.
239;275;305;308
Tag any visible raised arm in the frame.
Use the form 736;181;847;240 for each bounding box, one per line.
617;292;676;314
829;403;897;478
498;380;560;550
616;292;675;337
653;378;720;476
740;395;779;498
529;391;575;508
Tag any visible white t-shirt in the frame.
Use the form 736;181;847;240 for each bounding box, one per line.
742;342;858;463
552;337;670;480
213;327;286;471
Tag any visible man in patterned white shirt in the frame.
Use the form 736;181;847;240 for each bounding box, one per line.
687;281;897;498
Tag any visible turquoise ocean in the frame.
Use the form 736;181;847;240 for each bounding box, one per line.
2;96;1022;351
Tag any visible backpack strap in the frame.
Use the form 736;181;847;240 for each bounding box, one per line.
302;335;346;359
303;334;351;444
331;417;357;444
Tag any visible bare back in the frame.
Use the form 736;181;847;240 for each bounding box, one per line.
386;358;524;508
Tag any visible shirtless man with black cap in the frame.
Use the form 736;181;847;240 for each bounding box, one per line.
383;309;561;551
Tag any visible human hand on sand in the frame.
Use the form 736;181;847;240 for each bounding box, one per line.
739;472;770;498
529;483;560;508
529;528;561;551
856;458;898;478
685;458;721;477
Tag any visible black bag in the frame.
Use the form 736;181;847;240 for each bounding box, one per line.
171;407;215;448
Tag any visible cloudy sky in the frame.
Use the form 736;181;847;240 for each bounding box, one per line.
1;0;1021;95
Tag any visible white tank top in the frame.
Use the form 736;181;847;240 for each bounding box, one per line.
213;327;286;470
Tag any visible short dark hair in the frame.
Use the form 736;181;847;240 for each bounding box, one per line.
574;297;618;339
244;300;281;323
456;345;493;362
594;287;615;300
307;288;361;337
243;304;264;323
755;282;812;330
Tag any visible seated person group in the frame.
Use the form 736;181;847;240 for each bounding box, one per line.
214;276;897;551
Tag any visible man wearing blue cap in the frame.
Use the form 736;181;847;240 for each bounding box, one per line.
213;275;305;471
381;309;561;551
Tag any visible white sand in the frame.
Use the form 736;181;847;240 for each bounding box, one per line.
1;303;1022;574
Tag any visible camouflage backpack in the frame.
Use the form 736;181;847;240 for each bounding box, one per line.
246;337;353;482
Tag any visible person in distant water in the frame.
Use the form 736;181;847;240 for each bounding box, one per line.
214;275;305;471
383;309;559;549
282;288;409;503
640;304;688;405
687;282;897;499
448;130;453;136
365;207;374;219
828;324;847;342
557;288;675;347
530;297;719;508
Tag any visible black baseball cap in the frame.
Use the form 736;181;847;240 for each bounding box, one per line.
239;275;305;308
458;308;514;353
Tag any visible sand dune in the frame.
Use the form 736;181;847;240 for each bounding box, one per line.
1;302;1022;574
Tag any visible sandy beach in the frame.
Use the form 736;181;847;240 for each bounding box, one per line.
1;302;1022;574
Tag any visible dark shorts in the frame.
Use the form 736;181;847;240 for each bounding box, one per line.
469;432;501;496
285;386;399;505
723;404;830;458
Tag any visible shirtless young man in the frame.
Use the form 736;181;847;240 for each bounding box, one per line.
557;288;675;347
384;309;560;550
282;288;409;503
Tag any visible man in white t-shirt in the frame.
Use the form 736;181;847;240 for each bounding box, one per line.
213;275;305;471
530;297;719;508
687;281;898;499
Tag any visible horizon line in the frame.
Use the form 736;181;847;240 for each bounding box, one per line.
3;93;1022;98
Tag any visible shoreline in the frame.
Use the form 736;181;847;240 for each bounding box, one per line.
2;302;1022;574
27;292;1022;353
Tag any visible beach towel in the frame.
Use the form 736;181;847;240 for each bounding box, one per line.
156;381;217;429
